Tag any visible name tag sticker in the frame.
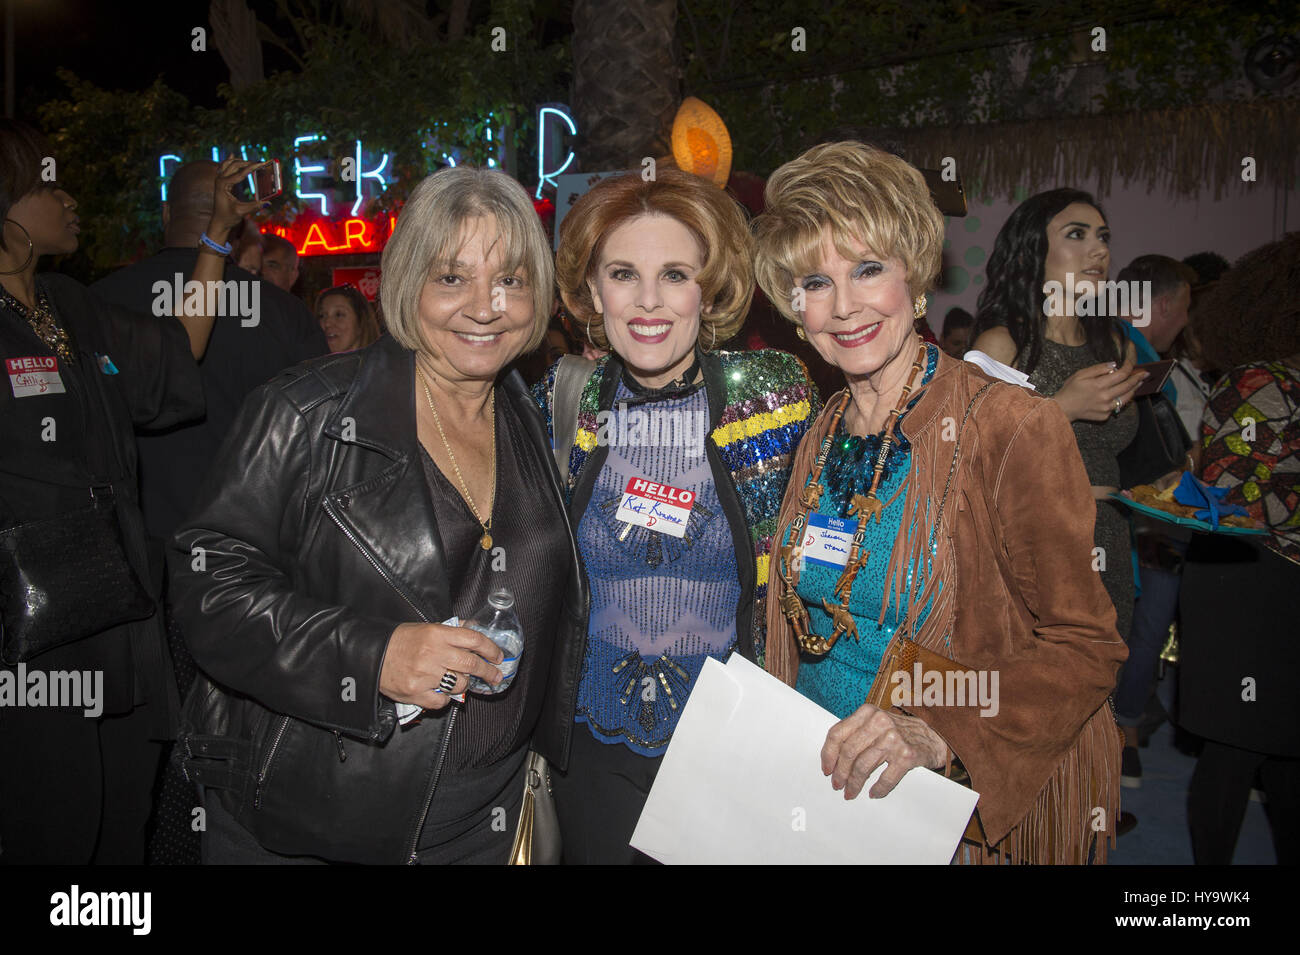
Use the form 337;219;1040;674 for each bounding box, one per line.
802;513;858;569
7;356;66;398
615;477;694;538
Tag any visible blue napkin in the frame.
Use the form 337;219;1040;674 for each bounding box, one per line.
1172;471;1249;530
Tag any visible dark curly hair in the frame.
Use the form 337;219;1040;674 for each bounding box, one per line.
1191;232;1300;371
973;187;1123;375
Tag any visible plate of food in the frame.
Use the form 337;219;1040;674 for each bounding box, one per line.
1111;481;1268;535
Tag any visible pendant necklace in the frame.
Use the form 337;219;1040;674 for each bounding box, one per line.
417;364;496;550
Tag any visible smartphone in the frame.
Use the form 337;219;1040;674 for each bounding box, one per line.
1132;359;1175;397
254;160;282;201
920;168;967;217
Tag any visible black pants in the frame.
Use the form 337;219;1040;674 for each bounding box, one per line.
552;725;662;865
1188;740;1300;865
0;702;163;864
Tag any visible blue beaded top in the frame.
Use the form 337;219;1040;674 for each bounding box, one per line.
573;383;741;755
788;344;941;719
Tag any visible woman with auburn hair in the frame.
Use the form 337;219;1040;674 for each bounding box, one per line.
535;166;818;863
170;165;588;864
754;141;1126;864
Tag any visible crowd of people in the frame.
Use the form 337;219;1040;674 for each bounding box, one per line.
1;115;1296;866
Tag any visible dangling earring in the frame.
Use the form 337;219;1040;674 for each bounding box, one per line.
796;325;807;341
0;219;36;276
913;295;927;320
586;314;595;345
709;322;717;350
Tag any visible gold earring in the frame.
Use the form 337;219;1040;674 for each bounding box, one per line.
0;219;35;275
913;295;927;320
796;325;807;341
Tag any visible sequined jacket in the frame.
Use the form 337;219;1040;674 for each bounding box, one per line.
533;348;818;663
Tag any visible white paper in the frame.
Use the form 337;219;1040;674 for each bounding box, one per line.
963;350;1036;390
630;655;980;864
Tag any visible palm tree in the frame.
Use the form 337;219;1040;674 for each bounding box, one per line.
572;0;679;171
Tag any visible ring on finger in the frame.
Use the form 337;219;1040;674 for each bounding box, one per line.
436;671;458;694
1113;397;1123;415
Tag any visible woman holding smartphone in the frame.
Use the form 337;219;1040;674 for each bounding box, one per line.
970;188;1148;639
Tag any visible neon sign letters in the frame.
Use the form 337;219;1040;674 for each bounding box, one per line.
155;105;579;256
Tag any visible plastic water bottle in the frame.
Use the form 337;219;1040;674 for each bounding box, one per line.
465;588;524;695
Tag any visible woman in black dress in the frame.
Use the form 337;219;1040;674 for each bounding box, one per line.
0;120;259;863
970;188;1148;640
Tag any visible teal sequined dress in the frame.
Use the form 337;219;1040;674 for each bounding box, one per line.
784;344;941;719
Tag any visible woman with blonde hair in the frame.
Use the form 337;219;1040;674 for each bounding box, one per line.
535;166;817;863
755;141;1126;864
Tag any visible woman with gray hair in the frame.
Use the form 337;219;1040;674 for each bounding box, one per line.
168;165;588;864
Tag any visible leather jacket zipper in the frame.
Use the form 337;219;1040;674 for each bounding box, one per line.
322;494;454;863
255;715;291;809
406;706;456;864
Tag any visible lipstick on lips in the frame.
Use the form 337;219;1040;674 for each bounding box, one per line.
626;318;672;345
831;320;883;348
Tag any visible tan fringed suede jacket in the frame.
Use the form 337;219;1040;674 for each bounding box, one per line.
765;349;1127;864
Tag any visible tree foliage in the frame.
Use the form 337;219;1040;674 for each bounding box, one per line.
39;0;570;275
678;0;1300;176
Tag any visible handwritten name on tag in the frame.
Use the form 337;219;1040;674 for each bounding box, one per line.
7;356;66;398
615;477;695;539
801;513;858;569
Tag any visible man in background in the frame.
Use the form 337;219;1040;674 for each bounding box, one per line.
260;232;301;294
1108;253;1199;800
1117;255;1196;359
91;159;327;863
940;307;973;358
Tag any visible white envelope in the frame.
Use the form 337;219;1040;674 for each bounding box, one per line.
630;654;980;864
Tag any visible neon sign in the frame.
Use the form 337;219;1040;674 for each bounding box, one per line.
268;214;398;257
535;104;577;199
155;106;578;255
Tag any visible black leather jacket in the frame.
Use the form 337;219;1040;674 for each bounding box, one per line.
168;334;588;864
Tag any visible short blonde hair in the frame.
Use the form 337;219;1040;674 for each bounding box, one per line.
380;166;553;354
555;167;754;350
753;141;945;324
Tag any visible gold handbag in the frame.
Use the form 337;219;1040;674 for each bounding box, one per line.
508;750;561;865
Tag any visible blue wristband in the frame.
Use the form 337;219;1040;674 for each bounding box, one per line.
200;232;233;256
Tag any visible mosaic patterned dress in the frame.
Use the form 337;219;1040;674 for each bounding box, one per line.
1200;361;1300;566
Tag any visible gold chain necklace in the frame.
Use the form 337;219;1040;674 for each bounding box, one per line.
777;340;929;655
416;364;496;550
